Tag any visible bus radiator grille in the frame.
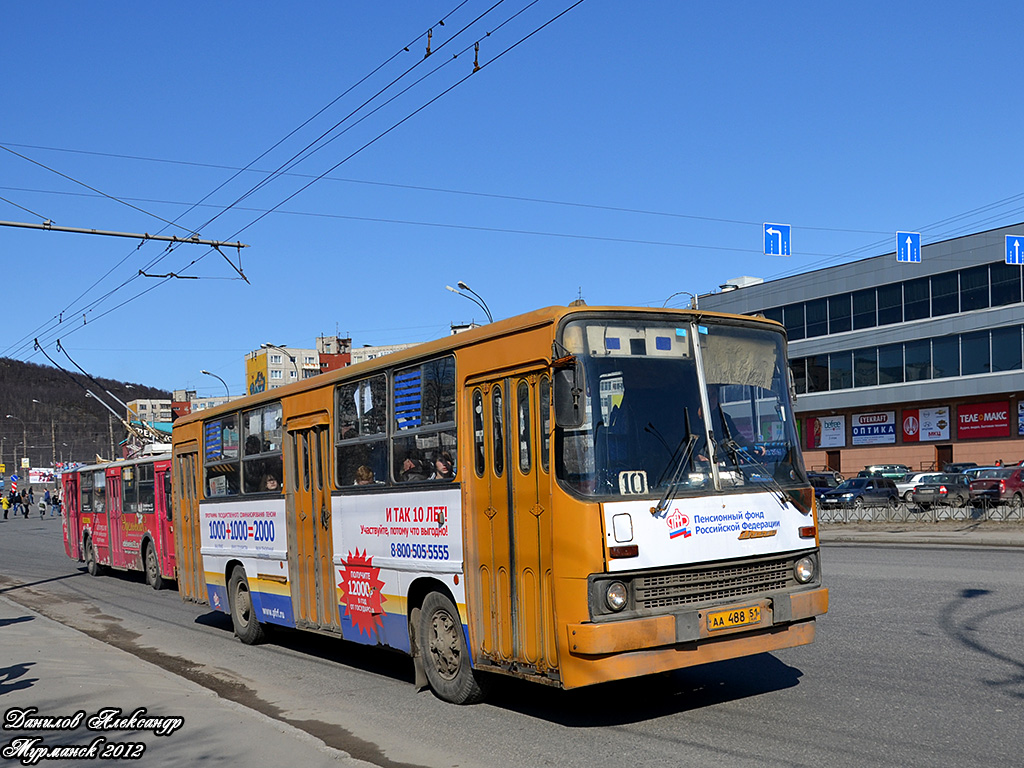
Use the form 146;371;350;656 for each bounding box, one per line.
634;557;795;610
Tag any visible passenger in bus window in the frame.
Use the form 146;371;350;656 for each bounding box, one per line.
354;465;375;485
431;452;455;480
261;473;280;492
399;455;431;482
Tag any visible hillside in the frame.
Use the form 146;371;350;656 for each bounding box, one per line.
0;357;170;470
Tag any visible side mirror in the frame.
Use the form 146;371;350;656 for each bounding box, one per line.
554;359;586;428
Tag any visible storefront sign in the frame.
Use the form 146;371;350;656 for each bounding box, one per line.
807;416;845;448
957;401;1010;440
852;412;896;445
902;407;950;442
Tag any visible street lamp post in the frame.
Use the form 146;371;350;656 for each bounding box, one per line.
200;370;231;398
261;343;300;382
31;399;58;469
5;415;27;469
445;280;493;323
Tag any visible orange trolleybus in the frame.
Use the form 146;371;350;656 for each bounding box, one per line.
62;451;176;590
171;305;828;703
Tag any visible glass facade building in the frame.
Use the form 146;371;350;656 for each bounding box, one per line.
698;223;1024;474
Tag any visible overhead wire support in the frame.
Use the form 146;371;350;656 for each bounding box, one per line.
0;218;249;250
138;270;199;280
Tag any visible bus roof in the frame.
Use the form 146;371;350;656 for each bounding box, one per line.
175;304;780;427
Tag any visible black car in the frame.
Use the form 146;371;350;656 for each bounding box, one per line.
943;462;978;474
911;473;971;508
808;471;841;500
819;477;899;508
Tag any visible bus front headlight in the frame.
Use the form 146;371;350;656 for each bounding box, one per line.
605;581;628;612
794;556;816;584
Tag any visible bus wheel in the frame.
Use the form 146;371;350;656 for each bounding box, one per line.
145;544;164;591
85;538;102;577
419;591;485;705
228;568;265;645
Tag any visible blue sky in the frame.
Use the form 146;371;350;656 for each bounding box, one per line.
3;1;1024;397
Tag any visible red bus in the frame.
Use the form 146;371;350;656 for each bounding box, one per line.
62;452;176;589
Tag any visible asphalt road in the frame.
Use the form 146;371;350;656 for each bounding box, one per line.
2;517;1023;768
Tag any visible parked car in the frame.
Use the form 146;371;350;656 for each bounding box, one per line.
969;467;1024;507
808;471;841;500
895;472;942;502
819;477;899;509
911;473;971;508
963;466;1001;481
862;464;912;479
943;462;978;473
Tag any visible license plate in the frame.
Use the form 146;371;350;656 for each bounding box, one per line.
707;604;762;632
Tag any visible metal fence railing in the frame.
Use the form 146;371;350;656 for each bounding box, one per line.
817;501;1024;524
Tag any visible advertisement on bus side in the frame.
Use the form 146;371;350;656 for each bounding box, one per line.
332;487;462;574
199;498;287;558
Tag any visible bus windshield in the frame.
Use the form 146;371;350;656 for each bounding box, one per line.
555;317;807;498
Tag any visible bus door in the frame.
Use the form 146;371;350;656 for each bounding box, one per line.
108;467;130;570
287;417;341;634
173;446;204;603
91;469;111;565
466;373;558;678
154;461;176;574
62;472;80;559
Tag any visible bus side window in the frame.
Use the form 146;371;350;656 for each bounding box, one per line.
493;386;504;477
204;414;240;497
336;375;388;487
517;381;531;474
539;376;551;474
473;389;485;476
392;357;457;483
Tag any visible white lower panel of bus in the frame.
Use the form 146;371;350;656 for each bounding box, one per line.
604;491;812;572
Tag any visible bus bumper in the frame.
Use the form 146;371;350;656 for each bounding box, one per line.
565;589;827;655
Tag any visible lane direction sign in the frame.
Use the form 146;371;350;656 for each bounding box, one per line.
897;231;921;263
1006;235;1024;265
763;223;791;256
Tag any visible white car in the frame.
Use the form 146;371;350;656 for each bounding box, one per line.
963;466;1001;481
895;472;942;502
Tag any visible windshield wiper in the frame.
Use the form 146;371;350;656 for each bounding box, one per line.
650;408;698;517
721;438;800;511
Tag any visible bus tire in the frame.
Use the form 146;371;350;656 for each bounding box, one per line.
419;591;485;705
85;538;102;577
228;567;265;645
145;543;164;590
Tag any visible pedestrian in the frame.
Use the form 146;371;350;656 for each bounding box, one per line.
52;491;60;517
44;488;50;505
28;487;34;506
39;499;46;519
1;494;8;519
9;490;19;517
21;490;29;519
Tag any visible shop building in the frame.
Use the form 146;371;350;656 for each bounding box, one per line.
698;222;1024;475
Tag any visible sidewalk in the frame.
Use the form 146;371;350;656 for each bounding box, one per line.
820;520;1024;548
0;596;374;767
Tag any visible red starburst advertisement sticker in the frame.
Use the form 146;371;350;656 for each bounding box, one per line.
338;549;386;637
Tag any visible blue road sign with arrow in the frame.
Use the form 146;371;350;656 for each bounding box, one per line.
1006;235;1024;266
763;223;791;256
897;231;921;263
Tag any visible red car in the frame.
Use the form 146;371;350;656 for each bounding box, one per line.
969;467;1024;507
